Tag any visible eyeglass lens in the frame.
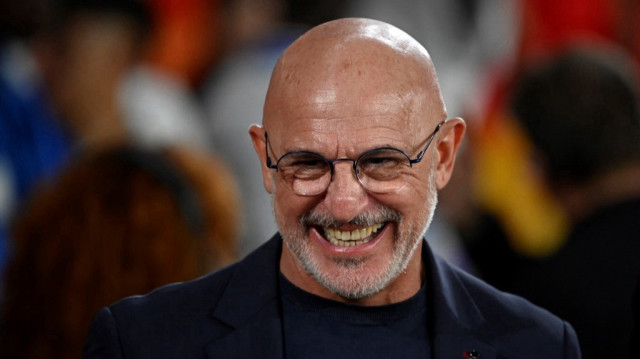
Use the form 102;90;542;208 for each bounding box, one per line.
276;148;413;196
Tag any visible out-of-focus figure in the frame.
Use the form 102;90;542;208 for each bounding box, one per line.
36;0;152;150
0;0;153;301
510;44;640;359
0;0;73;278
0;145;240;359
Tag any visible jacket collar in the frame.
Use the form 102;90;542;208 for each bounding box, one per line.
207;234;496;358
206;234;284;358
424;243;497;358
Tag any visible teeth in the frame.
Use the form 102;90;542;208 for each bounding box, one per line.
323;223;385;247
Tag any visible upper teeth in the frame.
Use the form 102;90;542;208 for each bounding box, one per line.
323;223;383;246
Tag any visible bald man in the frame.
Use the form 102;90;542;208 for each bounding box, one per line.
84;18;581;359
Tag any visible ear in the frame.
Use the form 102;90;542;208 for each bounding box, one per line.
249;124;275;194
434;117;466;189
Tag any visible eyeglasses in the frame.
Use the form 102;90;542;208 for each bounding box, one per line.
264;120;445;196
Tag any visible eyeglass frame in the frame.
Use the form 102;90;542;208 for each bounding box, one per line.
264;120;445;193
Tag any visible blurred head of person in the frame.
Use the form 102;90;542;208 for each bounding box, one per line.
511;43;640;220
0;145;239;358
35;0;151;147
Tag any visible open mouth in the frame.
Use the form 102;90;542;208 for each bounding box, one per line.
322;223;386;247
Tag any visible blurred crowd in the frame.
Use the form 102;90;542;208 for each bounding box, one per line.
1;0;640;358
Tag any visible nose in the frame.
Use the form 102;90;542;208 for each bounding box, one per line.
323;161;369;223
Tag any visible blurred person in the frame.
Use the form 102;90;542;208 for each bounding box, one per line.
0;144;240;359
84;18;579;358
38;0;211;152
510;44;640;359
0;0;72;280
0;0;153;294
36;0;151;149
472;0;640;264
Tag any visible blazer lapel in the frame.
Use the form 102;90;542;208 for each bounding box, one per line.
424;243;497;359
206;235;285;359
205;306;284;359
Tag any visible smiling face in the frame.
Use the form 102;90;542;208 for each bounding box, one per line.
250;18;465;305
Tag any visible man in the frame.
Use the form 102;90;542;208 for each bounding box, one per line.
510;45;640;359
84;18;580;358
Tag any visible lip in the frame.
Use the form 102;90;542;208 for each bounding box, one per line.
310;223;390;254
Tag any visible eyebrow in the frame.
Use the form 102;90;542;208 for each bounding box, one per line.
278;142;408;161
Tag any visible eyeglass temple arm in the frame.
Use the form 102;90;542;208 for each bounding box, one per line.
409;121;444;165
264;132;278;169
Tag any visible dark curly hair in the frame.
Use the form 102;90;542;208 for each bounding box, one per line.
0;145;240;358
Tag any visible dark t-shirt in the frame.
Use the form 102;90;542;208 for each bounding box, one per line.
280;273;430;358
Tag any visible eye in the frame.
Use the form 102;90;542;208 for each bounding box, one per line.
359;157;403;173
278;152;329;180
359;150;406;168
358;149;410;179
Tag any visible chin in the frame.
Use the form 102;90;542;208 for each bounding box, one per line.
281;216;424;300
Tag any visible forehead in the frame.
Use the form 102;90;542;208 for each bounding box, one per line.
264;29;444;148
265;67;435;152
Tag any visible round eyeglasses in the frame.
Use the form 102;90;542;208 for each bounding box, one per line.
265;120;444;196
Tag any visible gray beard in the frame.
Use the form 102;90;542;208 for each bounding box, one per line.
276;171;438;300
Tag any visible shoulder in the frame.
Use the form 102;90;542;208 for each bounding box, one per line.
110;263;235;319
84;236;283;358
108;234;282;320
83;264;238;358
429;250;580;358
457;267;564;327
461;267;580;357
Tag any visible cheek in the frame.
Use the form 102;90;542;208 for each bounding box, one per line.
379;171;434;215
273;185;320;226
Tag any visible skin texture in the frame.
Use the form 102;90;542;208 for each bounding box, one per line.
249;18;465;306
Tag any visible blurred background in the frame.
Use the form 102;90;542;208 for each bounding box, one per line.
1;0;640;358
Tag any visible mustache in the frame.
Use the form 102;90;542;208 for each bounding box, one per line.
299;205;402;228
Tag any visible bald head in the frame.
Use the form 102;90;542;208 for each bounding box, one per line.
263;18;446;132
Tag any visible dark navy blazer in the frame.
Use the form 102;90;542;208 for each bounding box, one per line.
83;234;581;358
